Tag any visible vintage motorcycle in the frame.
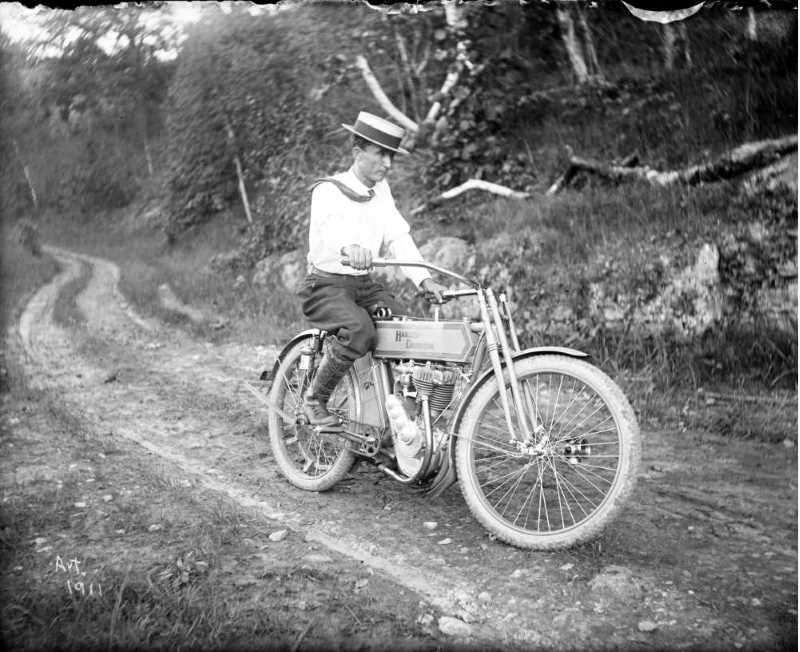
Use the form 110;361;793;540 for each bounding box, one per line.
262;258;641;550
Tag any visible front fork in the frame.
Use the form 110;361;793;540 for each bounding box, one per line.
477;288;544;448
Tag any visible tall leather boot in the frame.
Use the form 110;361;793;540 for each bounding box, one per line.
303;348;352;428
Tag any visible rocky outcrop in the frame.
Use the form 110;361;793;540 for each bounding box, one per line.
589;243;724;339
252;250;306;293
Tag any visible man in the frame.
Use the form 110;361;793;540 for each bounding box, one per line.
299;110;447;428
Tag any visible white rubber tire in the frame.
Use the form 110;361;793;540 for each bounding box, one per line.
268;338;356;492
455;355;641;550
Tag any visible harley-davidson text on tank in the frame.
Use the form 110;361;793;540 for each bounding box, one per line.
373;320;475;363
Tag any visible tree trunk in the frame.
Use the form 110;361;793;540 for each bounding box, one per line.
224;119;253;224
678;22;691;68
354;55;418;132
577;5;604;80
556;6;590;84
662;23;676;72
746;7;757;41
663;22;691;71
12;139;38;209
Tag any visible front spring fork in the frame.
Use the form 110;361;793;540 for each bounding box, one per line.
486;289;536;444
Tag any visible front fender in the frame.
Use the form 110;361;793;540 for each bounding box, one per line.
259;329;319;381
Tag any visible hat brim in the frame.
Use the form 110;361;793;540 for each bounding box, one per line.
342;124;409;155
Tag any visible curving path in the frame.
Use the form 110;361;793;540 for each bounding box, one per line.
11;245;797;649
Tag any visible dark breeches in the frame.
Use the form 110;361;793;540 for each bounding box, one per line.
298;273;399;362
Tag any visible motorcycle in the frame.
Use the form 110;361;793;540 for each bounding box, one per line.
262;258;641;550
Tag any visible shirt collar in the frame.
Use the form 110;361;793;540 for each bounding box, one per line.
344;167;374;195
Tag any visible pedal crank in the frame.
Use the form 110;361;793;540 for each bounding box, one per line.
314;421;382;458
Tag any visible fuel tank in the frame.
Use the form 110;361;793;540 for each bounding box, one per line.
373;318;476;363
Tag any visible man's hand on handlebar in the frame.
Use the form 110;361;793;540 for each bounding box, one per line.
420;278;448;304
340;245;373;270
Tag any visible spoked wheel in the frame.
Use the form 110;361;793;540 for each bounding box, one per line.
268;338;356;491
455;355;640;550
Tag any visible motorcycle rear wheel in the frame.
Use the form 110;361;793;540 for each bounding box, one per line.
455;354;640;550
268;337;356;491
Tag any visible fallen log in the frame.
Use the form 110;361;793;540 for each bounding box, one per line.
411;179;529;215
546;134;798;195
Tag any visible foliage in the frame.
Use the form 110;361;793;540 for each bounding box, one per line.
163;5;390;249
421;3;798;193
1;6;177;216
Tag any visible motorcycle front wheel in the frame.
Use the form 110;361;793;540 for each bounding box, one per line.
268;337;356;491
455;354;640;550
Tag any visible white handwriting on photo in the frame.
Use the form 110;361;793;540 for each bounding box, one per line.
55;555;103;598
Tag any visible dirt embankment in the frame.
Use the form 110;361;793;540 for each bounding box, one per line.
2;245;796;650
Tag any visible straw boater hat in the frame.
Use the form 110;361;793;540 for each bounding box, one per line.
342;111;409;155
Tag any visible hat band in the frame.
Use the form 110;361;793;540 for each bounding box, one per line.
352;119;403;151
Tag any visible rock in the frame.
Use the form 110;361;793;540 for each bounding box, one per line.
437;538;452;545
782;438;796;449
268;529;288;542
419;236;476;274
438;615;473;638
637;620;658;633
478;591;491;602
147;523;162;532
588;565;643;599
252;250;306;293
423;521;438;530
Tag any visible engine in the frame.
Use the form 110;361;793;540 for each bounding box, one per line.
386;360;462;478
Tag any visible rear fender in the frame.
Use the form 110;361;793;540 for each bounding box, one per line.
259;328;321;382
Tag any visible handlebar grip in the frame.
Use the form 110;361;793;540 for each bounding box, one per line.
340;257;351;267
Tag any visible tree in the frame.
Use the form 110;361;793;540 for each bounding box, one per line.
555;1;604;84
34;4;179;175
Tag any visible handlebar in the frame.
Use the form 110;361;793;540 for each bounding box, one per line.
340;256;478;289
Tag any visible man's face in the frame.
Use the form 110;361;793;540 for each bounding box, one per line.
353;143;394;187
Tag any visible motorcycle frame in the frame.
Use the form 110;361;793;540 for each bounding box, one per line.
346;259;543;485
265;258;589;493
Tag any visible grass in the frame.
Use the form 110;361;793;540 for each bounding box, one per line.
0;389;443;651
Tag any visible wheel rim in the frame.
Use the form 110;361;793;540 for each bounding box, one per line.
275;359;353;479
467;370;622;537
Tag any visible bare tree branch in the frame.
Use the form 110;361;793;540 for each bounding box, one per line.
411;179;530;214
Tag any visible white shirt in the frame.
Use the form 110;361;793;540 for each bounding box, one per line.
307;168;432;287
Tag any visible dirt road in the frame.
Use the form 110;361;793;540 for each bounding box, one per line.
5;246;797;649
